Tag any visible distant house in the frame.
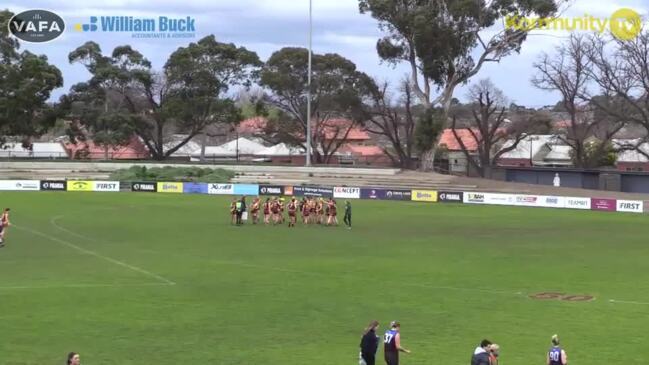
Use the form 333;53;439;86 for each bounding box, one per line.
65;136;150;160
337;144;392;166
236;117;389;166
539;145;573;167
497;135;569;167
437;129;479;175
318;118;372;146
614;139;649;171
237;117;267;136
0;142;68;159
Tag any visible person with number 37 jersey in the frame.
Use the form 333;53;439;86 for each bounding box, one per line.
547;334;567;365
384;321;410;365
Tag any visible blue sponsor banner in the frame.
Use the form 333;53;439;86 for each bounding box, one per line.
183;182;208;194
360;188;411;200
233;184;259;196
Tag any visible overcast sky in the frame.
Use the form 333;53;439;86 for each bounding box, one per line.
6;0;648;107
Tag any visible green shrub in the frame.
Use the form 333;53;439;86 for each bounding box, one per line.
109;166;235;182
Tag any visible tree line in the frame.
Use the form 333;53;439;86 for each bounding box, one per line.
1;2;648;171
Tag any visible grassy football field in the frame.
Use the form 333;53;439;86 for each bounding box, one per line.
1;191;648;364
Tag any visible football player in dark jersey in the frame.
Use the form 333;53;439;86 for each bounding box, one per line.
383;321;410;365
547;335;567;365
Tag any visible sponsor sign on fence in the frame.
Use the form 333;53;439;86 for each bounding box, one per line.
333;187;361;199
384;189;412;200
132;182;157;192
617;200;643;213
464;192;485;204
157;182;183;193
0;180;40;191
93;181;120;192
485;193;513;205
564;197;591;210
359;188;411;200
259;185;284;196
207;183;233;195
591;198;616;212
360;188;381;200
183;182;208;194
293;186;334;198
40;180;66;191
284;186;294;196
438;191;464;203
537;196;565;208
67;180;93;192
233;184;259;196
411;190;437;202
513;195;540;207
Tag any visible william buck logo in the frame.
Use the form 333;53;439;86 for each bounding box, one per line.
73;15;196;39
8;10;65;43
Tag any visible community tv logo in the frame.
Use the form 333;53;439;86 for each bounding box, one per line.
505;8;643;41
74;15;196;39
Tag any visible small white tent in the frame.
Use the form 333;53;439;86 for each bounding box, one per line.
189;137;267;161
0;142;67;158
215;137;266;155
254;143;305;156
164;135;201;158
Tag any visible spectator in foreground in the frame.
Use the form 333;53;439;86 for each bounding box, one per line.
359;320;380;365
471;339;492;365
547;334;567;365
488;343;499;365
67;352;80;365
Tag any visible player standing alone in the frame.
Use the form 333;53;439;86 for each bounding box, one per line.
384;321;410;365
547;335;567;365
343;201;352;229
1;208;11;246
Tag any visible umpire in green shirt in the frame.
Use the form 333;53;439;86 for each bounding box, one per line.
344;200;352;229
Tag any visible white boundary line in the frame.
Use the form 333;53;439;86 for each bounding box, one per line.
0;282;172;290
609;299;649;305
14;224;176;286
51;215;98;242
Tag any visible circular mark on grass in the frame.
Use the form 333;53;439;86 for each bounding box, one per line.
561;295;594;302
529;292;564;300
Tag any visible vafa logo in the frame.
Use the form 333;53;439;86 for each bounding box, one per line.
8;10;65;43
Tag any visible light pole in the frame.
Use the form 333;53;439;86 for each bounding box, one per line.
305;0;312;167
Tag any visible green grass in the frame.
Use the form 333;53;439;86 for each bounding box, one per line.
1;192;649;364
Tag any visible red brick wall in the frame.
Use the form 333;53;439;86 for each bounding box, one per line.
497;158;532;167
616;162;649;171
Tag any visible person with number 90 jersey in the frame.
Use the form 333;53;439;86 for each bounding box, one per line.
383;321;410;365
547;334;567;365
